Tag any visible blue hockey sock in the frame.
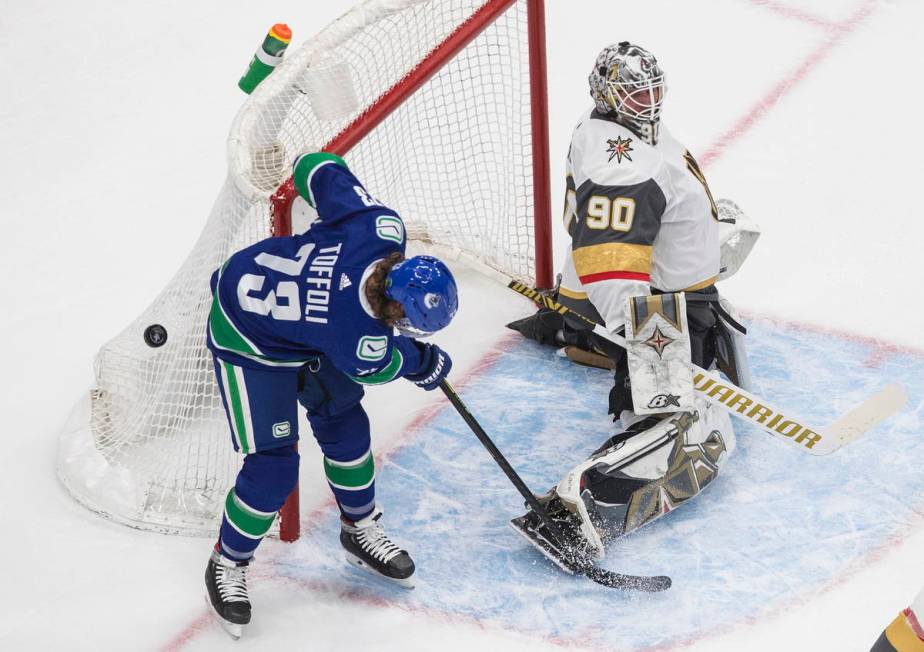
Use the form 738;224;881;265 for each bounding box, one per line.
324;448;376;522
219;445;299;561
309;404;376;522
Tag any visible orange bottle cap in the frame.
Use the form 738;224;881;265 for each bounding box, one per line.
270;23;292;43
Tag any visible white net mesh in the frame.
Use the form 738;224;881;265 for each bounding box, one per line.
58;0;540;536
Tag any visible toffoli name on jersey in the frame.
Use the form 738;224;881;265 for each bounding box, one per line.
304;243;343;324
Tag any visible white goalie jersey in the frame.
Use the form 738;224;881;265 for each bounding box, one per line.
559;107;722;333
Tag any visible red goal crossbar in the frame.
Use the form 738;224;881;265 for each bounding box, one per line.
273;0;552;542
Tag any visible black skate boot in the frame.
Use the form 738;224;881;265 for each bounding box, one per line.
510;495;599;572
205;548;251;639
340;506;415;589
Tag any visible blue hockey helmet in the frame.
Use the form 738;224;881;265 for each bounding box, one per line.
385;255;458;337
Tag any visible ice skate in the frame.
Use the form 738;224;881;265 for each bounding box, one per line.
340;507;415;589
204;548;251;640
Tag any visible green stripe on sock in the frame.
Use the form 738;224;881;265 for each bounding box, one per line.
350;349;404;386
324;451;375;489
224;489;276;539
223;362;250;453
293;152;347;207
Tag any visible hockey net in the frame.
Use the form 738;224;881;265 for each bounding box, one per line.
58;0;551;538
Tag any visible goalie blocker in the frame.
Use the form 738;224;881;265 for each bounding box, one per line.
507;283;751;416
625;292;694;415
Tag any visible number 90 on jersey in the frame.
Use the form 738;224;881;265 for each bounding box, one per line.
585;195;636;232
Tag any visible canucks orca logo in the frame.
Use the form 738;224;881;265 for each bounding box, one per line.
375;215;405;244
424;293;441;309
357;335;388;361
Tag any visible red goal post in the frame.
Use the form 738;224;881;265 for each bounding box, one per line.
270;0;552;280
57;0;554;543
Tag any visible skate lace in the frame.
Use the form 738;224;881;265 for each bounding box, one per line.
216;563;249;603
355;521;402;563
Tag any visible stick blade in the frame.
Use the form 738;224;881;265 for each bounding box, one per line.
823;383;907;449
584;565;673;592
509;517;672;592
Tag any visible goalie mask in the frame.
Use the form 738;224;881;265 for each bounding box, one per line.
589;42;666;145
385;255;458;338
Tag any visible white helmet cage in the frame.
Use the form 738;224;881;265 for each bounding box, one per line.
589;42;666;143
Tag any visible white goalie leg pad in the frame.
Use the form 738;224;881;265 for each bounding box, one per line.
555;464;607;560
625;293;695;415
610;401;736;535
694;395;736;459
556;400;737;552
600;406;736;488
554;415;680;559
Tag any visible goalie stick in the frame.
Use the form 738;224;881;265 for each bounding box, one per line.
439;380;672;592
508;281;907;456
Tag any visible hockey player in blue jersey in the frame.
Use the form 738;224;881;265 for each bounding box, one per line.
203;151;458;637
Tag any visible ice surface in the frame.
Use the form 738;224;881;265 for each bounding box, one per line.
271;327;924;651
2;0;923;650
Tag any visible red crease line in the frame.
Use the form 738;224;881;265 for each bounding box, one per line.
747;0;839;30
701;0;879;169
159;333;519;650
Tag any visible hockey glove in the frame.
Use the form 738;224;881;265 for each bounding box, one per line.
405;342;452;391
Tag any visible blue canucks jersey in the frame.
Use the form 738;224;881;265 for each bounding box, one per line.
207;152;425;385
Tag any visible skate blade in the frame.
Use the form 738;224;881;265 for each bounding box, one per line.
204;595;245;640
508;519;576;575
344;552;415;589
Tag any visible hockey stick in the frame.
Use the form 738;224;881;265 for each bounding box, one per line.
439;379;671;592
508;281;907;456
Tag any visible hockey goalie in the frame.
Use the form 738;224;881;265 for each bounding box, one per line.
507;42;759;564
